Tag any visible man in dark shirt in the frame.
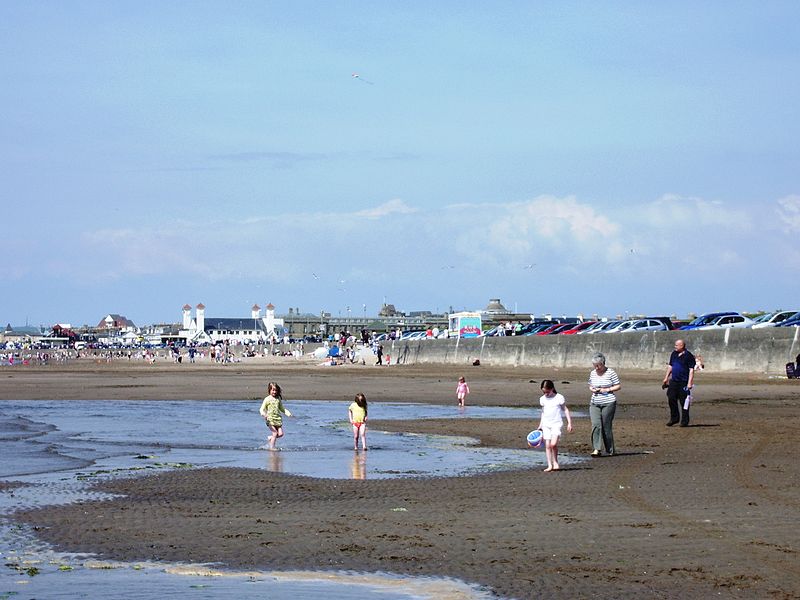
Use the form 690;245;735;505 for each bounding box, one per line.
662;339;696;427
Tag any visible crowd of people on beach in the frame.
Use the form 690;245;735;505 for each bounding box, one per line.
0;350;78;366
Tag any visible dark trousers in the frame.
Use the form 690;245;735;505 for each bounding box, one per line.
666;380;690;425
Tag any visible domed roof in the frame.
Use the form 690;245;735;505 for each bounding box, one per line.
484;298;509;314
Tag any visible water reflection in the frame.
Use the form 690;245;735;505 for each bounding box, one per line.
351;451;367;480
267;449;284;473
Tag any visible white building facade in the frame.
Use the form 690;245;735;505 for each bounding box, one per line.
180;303;284;345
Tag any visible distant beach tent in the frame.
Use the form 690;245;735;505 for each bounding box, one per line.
448;312;482;338
328;346;341;358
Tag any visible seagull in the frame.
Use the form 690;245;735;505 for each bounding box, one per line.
351;73;374;85
523;264;537;270
312;273;320;280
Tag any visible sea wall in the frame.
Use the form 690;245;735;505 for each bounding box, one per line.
387;327;800;374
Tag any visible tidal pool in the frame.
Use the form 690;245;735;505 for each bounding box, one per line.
1;399;554;599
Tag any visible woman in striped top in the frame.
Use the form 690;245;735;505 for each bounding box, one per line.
588;353;621;457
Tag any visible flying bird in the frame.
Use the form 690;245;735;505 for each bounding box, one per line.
351;73;374;85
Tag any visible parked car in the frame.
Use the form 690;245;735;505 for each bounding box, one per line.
576;321;606;335
513;323;533;335
584;320;623;334
604;320;636;333
403;331;428;340
619;318;669;332
521;322;557;335
481;325;505;337
696;314;755;330
680;312;738;330
535;324;563;335
543;323;577;335
776;312;800;327
560;321;598;335
521;323;554;336
751;310;798;329
648;316;677;330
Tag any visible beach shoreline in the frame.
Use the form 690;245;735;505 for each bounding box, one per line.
4;360;800;598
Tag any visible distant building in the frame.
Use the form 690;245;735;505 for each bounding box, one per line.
483;298;510;315
180;303;285;345
97;314;137;331
1;324;48;346
379;303;401;317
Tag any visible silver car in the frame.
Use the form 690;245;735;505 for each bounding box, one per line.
751;310;798;329
619;318;669;332
696;314;755;330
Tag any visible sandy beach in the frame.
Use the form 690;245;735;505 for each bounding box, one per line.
3;359;800;598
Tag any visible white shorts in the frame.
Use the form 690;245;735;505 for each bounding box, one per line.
541;424;562;441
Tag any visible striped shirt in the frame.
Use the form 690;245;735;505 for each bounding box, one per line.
589;368;620;405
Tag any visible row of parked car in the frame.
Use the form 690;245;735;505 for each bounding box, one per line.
482;310;800;337
376;310;800;342
483;317;678;336
680;310;800;330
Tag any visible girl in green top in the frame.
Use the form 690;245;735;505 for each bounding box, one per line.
259;382;293;450
348;393;368;451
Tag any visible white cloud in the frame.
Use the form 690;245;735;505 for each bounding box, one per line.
447;195;623;269
35;193;796;315
72;199;422;285
776;195;800;231
642;194;751;231
354;199;417;219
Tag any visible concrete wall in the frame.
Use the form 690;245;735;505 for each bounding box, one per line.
386;327;800;374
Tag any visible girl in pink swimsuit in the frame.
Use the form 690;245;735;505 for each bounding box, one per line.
456;376;470;407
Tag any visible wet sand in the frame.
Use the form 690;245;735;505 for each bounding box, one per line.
4;359;800;598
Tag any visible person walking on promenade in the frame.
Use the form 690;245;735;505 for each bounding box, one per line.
537;379;573;471
456;376;470;407
662;339;696;427
259;382;293;450
588;352;621;457
375;344;384;366
348;393;368;451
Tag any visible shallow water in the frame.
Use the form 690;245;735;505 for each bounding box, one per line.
1;399;555;599
0;400;546;481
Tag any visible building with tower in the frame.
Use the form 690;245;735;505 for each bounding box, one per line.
179;303;284;345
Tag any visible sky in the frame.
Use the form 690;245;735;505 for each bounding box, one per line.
2;1;799;327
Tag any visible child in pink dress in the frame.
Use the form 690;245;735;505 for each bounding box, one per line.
456;376;470;407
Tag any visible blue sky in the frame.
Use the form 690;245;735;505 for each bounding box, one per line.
2;1;799;327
